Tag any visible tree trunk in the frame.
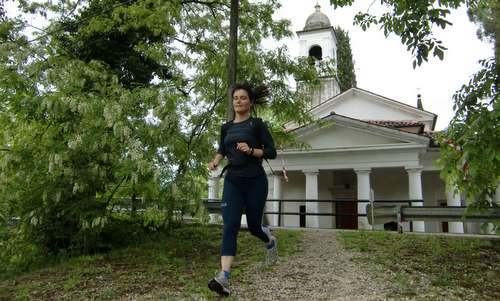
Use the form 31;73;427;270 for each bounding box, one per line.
227;0;239;121
131;185;137;216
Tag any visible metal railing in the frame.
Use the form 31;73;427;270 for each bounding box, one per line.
367;204;500;232
202;198;423;228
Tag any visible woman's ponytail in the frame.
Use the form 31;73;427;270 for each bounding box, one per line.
252;84;270;105
231;83;270;105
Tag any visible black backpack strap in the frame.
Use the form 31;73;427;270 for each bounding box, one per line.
264;158;275;175
254;117;276;175
218;164;231;178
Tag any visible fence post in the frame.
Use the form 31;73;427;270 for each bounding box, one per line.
278;199;282;227
370;190;375;231
370;200;375;231
408;201;413;232
397;205;403;233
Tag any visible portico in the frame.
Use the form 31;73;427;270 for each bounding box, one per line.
262;104;446;232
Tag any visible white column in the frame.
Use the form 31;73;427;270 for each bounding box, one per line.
484;182;500;234
304;169;319;228
266;175;274;199
371;189;384;230
446;185;465;234
208;171;221;224
355;168;371;230
208;175;220;200
267;174;282;227
262;174;273;227
406;167;425;232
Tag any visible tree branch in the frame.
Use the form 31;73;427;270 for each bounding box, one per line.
26;24;50;34
187;94;225;148
63;0;83;19
181;0;230;9
173;37;217;54
174;92;225;183
34;121;53;141
104;175;128;210
176;86;195;97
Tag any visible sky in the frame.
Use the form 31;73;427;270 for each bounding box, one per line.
269;0;494;130
5;0;495;130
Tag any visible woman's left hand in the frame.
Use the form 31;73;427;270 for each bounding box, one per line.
236;142;252;155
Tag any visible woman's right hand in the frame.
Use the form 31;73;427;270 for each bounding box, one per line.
208;160;218;171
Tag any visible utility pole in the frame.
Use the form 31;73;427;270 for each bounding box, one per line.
227;0;239;121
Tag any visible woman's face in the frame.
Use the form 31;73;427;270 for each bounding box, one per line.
232;89;252;115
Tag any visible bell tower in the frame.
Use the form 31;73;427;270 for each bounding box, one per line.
297;4;340;107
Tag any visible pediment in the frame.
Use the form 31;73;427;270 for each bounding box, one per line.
290;114;429;150
288;88;437;131
301;124;403;149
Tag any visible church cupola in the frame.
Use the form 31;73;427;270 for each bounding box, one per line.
304;4;332;31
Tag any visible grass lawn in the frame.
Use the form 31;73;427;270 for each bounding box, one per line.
338;231;500;300
0;224;302;301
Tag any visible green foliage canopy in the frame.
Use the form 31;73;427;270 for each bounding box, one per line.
0;0;320;254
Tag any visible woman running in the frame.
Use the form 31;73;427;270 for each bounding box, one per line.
207;83;278;297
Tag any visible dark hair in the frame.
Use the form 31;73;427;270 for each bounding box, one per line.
231;83;269;105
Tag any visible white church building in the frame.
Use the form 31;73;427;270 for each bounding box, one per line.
208;5;491;234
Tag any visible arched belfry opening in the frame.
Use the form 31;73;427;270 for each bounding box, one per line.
309;45;323;61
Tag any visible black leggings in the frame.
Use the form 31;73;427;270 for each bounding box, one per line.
220;174;270;256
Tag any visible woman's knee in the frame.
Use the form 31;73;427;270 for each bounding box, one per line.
247;224;263;237
223;220;241;234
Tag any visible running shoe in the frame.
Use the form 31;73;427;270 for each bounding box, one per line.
208;271;230;296
262;226;278;266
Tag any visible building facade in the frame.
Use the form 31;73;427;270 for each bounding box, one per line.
207;5;498;234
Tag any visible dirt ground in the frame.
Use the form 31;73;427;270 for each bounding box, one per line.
231;229;392;301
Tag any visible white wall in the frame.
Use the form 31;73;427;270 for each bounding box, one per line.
371;168;408;200
422;171;446;232
422;171;446;206
333;93;426;122
311;90;435;131
297;28;337;62
302;125;403;149
281;171;305;227
318;170;335;228
310;77;341;107
370;167;410;231
421;150;441;170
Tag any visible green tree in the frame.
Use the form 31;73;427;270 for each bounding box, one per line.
329;0;498;209
0;0;5;21
467;0;499;80
0;0;320;254
335;26;357;92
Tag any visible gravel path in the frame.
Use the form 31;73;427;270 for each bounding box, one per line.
231;229;392;301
